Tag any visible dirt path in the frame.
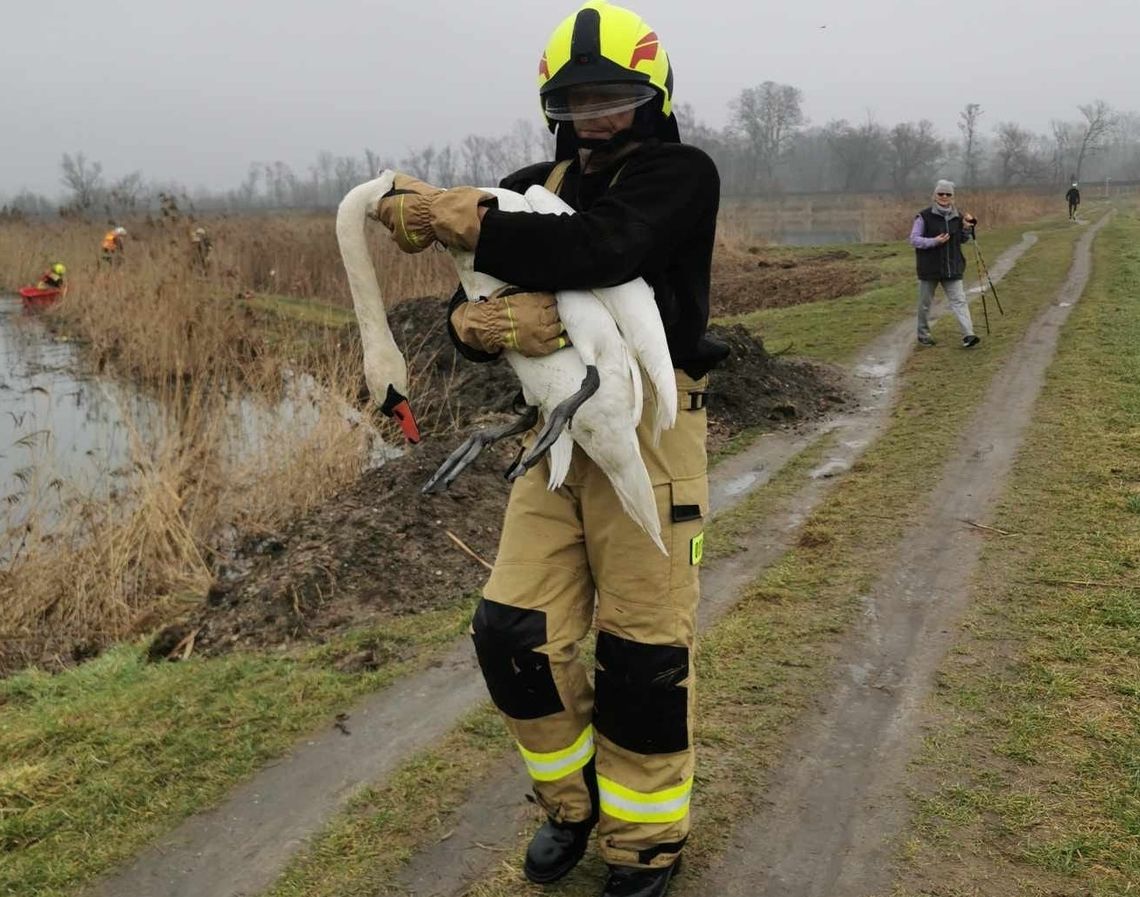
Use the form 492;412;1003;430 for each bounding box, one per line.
693;215;1111;897
83;236;1037;897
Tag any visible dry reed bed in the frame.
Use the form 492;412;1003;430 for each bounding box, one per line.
0;215;451;671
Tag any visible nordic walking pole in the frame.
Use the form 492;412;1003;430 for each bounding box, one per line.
969;240;991;334
972;238;1004;316
979;277;991;334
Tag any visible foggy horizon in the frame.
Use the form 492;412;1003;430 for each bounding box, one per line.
6;0;1138;199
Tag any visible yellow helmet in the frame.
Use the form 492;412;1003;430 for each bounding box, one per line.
537;1;673;131
52;263;66;276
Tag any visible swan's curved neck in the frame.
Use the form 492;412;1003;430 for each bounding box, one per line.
336;178;406;393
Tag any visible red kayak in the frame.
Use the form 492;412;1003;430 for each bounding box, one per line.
18;286;63;308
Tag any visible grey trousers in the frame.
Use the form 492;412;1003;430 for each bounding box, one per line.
916;279;975;339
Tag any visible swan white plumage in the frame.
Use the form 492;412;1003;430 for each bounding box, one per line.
335;172;421;445
337;171;669;554
522;184;677;443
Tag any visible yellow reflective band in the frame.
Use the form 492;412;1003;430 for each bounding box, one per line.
398;195;423;249
517;726;595;783
690;531;704;566
597;775;692;824
505;297;519;350
557;336;568;350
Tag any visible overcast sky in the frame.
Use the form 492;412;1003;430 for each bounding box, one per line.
4;0;1137;198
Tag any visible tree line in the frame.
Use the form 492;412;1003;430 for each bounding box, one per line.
2;85;1137;218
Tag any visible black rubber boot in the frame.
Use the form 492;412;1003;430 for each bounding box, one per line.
601;860;679;897
523;759;599;884
523;816;595;884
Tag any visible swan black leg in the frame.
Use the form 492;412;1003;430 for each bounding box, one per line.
422;405;539;494
506;365;599;482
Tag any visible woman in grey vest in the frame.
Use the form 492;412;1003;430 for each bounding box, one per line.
909;179;980;348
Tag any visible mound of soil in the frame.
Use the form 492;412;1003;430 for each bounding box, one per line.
711;245;881;317
154;301;851;659
191;437;514;656
705;323;848;448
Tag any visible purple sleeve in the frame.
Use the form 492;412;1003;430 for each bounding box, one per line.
909;216;940;249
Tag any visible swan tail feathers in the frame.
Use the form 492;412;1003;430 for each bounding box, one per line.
602;446;667;555
649;357;679;445
546;431;573;490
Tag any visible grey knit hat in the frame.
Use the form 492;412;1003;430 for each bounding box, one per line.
935;179;955;195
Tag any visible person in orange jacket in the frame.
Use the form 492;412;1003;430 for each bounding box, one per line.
101;226;127;265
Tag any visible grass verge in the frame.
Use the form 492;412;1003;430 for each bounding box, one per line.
720;219;1072;364
244;220;1088;896
890;209;1140;897
0;601;475;897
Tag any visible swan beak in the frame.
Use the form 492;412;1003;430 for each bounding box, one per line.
381;384;421;444
391;399;421;443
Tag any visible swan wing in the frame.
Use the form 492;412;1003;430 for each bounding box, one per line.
522;184;677;440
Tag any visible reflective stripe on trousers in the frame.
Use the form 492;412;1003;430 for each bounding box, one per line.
518;725;596;782
598;774;693;824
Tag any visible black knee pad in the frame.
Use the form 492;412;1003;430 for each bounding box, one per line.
471;598;564;720
594;632;689;755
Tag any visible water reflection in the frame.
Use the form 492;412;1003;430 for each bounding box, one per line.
0;295;386;531
0;297;144;513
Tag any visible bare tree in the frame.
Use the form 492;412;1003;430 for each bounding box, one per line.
993;122;1044;185
362;148;384;178
888;120;942;192
434;146;458;186
731;81;806;194
825;115;890;191
60;152;104;210
333;155;364;196
400;144;438;181
1074;100;1117;182
107;172;145;212
1049;120;1079;185
958;104;984;186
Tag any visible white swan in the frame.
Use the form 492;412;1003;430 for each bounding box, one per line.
522;184;677;443
337;172;667;554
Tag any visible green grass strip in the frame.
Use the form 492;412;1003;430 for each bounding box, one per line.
0;603;474;897
891;210;1140;897
721;220;1070;364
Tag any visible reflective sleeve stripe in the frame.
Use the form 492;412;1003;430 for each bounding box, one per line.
517;725;595;782
598;775;693;824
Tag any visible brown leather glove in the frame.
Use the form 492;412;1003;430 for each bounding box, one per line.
372;174;495;253
450;288;569;357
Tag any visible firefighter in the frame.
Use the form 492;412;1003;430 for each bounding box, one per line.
190;226;213;273
373;3;724;895
36;262;66;290
101;226;127;265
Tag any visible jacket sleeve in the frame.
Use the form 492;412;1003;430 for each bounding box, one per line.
909;216;940;249
473;149;719;291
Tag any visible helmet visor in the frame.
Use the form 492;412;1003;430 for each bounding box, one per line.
543;82;657;122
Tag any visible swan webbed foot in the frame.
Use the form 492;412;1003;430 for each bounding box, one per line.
422;406;539;494
506;365;599;482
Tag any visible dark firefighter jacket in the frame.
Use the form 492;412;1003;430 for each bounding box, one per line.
448;140;726;379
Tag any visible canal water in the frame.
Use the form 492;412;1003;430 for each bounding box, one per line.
0;294;387;532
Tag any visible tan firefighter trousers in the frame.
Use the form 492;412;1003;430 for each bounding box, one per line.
472;370;708;869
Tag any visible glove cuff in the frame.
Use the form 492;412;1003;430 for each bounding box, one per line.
446;289;502;363
430;188;496;252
